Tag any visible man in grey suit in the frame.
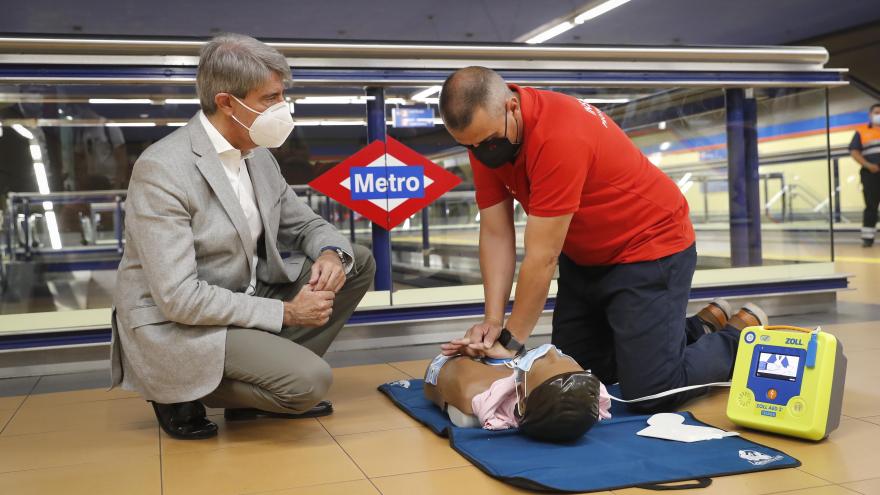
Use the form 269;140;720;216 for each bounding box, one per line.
111;33;375;439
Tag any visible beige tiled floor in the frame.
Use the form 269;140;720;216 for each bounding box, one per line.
4;396;156;436
0;455;162;495
0;248;879;494
317;396;421;437
162;434;365;495
334;426;470;478
0;348;877;495
0;409;15;432
0;395;25;410
842;478;880;495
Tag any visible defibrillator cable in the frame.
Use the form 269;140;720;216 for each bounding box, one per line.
610;326;822;403
608;382;732;403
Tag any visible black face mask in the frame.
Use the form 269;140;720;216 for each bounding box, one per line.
466;108;521;169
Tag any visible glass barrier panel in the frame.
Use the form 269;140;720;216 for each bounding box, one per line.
0;82;392;318
752;87;832;265
0;79;843;321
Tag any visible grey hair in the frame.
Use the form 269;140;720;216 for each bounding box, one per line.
196;33;293;115
439;66;511;131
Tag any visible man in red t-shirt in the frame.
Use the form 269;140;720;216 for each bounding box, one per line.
438;67;768;411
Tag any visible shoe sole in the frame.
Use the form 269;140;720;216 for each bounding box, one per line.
709;298;733;320
159;424;218;440
741;302;769;327
225;406;334;421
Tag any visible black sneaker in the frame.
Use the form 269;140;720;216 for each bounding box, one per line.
863;238;874;248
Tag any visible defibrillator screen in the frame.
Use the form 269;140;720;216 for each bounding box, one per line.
755;352;800;381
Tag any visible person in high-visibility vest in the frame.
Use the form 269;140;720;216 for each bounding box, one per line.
849;103;880;247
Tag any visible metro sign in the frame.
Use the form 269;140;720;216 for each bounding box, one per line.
309;137;461;230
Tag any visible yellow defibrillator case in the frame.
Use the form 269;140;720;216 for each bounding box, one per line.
726;325;846;441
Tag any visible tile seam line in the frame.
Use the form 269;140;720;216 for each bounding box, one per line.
0;419;157;438
0;376;41;436
0;456;159;476
309;418;382;495
157;411;164;495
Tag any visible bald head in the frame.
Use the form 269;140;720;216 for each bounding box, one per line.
439;66;512;131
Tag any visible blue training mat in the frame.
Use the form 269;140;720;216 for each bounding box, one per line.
378;379;800;493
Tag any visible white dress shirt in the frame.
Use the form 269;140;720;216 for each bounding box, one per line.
199;111;263;296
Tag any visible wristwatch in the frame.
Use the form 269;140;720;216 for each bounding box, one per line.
497;328;526;356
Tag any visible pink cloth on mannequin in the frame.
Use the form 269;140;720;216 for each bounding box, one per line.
598;382;612;420
471;374;519;430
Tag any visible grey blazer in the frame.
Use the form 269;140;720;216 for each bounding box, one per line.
110;114;352;403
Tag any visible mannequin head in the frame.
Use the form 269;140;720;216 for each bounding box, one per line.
515;350;602;442
424;346;602;442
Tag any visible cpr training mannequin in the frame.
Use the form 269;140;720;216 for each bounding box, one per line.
423;344;612;442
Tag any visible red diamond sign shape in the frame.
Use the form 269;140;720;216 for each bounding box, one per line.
309;137;461;230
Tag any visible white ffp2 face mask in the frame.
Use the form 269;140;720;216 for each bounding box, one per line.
230;95;294;148
872;114;880;126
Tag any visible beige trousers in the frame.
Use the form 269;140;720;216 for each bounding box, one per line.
200;244;375;413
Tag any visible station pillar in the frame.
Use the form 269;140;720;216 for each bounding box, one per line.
725;88;763;267
365;86;393;290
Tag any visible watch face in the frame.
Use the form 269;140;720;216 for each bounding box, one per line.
498;329;511;347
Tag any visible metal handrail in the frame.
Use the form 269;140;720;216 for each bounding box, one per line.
5;190;127;260
659;144;850;176
0;36;830;66
0;37;846;88
8;190;128;201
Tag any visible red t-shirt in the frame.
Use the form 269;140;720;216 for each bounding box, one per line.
471;85;695;266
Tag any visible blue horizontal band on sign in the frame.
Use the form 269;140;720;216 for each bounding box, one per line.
41;260;121;272
0;276;847;351
640;110;868;155
0;66;845;85
0;329;111;351
0;65;197;78
347;299;554;325
688;277;848;300
12;247;119;256
7;257;121;272
348;276;848;324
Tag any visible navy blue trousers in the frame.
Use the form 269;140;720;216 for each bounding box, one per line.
551;243;740;412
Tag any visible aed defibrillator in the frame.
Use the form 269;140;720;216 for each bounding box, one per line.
726;325;847;441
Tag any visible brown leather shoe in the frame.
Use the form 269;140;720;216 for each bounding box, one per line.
728;303;769;331
696;299;732;334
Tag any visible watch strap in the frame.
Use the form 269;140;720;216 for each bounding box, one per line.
321;245;347;263
498;328;525;355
